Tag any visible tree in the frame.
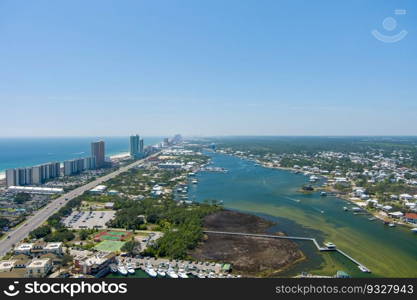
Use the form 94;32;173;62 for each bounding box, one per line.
14;193;31;204
79;230;90;240
0;218;10;229
121;240;141;255
29;225;52;239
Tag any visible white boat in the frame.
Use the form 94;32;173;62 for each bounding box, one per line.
358;265;371;273
127;265;135;274
411;228;417;233
167;269;178;278
192;179;198;184
178;269;188;278
117;265;128;276
388;223;396;227
343;207;348;211
309;175;319;182
197;273;206;278
157;269;166;277
145;265;157;277
109;264;118;273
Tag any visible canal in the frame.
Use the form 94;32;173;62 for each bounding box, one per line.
188;152;417;278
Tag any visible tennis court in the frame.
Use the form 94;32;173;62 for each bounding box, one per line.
94;240;125;252
107;231;126;236
94;230;132;242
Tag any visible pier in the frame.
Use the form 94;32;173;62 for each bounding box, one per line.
203;230;370;272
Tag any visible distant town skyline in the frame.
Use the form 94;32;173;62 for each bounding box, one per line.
1;0;416;136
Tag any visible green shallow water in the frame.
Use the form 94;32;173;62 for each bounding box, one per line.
189;152;417;278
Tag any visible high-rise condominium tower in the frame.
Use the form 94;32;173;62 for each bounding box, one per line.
91;141;105;168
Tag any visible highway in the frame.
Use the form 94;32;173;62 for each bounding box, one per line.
0;154;158;257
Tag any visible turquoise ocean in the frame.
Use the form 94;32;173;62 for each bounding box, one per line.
0;137;162;174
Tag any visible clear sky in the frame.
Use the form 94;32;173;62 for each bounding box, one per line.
0;0;416;137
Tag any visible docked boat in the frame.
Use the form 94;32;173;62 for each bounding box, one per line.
109;264;118;273
388;223;396;227
324;242;336;249
197;273;206;278
157;269;166;277
320;191;327;196
127;264;135;274
167;269;179;278
178;269;188;278
309;175;319;182
343;207;348;211
178;272;188;278
358;265;371;273
117;265;128;276
410;228;417;233
145;265;157;277
192;179;198;184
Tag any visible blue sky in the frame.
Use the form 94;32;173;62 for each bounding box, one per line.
0;0;416;136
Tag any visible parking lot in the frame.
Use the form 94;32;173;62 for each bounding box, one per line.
62;210;115;229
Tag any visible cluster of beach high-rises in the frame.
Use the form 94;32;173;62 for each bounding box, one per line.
129;134;145;159
5;141;106;187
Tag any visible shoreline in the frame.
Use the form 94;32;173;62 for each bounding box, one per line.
0;151;132;181
233;154;416;229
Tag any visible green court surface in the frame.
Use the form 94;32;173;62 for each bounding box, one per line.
94;240;125;252
101;235;121;240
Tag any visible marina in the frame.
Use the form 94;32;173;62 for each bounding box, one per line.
106;257;240;279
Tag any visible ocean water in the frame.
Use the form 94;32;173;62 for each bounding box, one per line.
0;137;162;173
189;152;417;277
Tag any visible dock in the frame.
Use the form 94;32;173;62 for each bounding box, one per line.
203;230;370;272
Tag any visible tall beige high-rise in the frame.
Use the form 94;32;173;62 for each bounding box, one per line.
91;141;105;168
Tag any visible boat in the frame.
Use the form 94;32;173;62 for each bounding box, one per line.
167;269;179;278
145;265;157;277
157;269;166;277
117;265;128;276
343;207;348;211
388;223;396;227
197;273;206;278
358;265;371;273
309;175;319;182
127;264;135;274
324;242;336;249
410;228;417;233
320;191;327;196
368;217;376;221
109;264;117;273
192;179;198;184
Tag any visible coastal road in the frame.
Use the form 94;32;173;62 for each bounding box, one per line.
0;153;159;257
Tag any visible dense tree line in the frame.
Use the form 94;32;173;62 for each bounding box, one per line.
108;197;220;259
